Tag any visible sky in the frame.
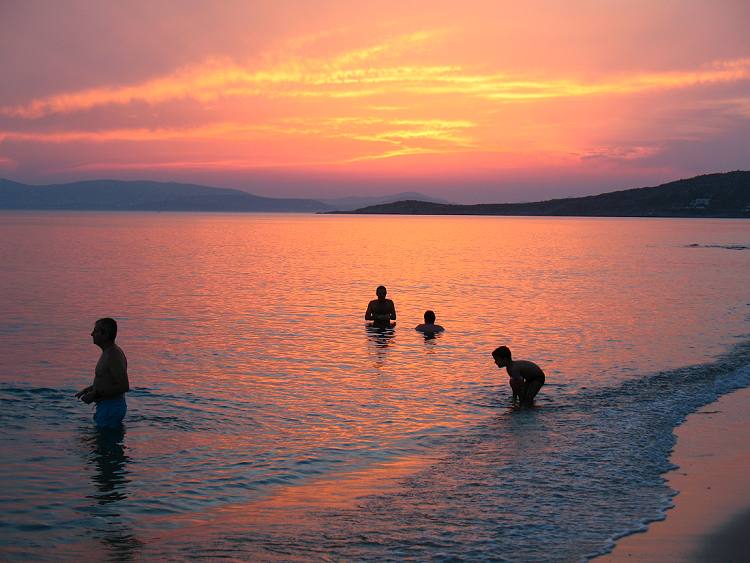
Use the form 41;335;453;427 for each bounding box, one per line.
1;0;749;203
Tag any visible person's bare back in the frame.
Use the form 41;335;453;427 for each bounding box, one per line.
93;343;129;399
491;346;546;405
507;360;544;383
415;310;444;333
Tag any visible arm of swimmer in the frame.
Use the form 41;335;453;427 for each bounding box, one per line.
75;384;93;398
510;376;524;402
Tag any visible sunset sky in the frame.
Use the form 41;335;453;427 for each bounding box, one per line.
1;0;749;203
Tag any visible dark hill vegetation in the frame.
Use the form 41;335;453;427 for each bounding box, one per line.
332;171;750;218
0;179;332;212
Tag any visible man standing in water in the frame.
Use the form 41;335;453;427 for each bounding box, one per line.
365;285;397;328
76;318;130;428
492;346;545;405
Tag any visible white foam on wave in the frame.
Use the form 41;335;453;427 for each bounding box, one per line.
584;360;750;561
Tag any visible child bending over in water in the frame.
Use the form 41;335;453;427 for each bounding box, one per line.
492;346;546;406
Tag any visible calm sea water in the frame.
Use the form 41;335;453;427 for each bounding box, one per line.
1;212;749;561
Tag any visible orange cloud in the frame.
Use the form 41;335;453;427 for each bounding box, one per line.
0;123;287;143
577;145;664;162
1;117;474;145
0;155;16;168
2;29;747;183
2;28;748;119
67;159;328;172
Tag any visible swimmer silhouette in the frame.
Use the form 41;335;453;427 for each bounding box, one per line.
76;318;130;428
414;310;444;334
492;346;546;406
365;285;396;328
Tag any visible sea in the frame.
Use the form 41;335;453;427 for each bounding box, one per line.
1;211;749;562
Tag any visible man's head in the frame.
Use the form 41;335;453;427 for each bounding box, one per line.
492;345;512;367
376;285;387;299
424;310;436;324
92;317;117;347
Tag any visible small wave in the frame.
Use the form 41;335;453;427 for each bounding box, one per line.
686;243;749;250
583;346;750;560
1;385;62;394
0;385;71;397
296;340;750;563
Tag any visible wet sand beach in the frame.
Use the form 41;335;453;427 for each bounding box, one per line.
599;385;750;562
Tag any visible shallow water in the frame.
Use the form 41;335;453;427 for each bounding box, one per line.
1;212;749;561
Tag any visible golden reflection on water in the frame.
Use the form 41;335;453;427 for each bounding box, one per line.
1;213;747;394
1;213;750;557
141;455;435;537
3;214;749;436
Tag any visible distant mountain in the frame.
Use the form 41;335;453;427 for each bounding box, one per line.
329;171;750;218
320;192;451;211
0;179;333;212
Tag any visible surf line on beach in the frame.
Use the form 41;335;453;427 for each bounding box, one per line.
585;340;750;560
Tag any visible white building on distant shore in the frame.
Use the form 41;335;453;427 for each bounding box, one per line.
689;198;711;208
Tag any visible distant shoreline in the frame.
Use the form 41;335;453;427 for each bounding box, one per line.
325;209;750;219
0;208;747;219
2;171;749;216
324;171;750;218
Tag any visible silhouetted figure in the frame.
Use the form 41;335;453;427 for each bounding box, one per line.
365;285;396;328
492;346;545;406
415;310;444;333
76;318;130;428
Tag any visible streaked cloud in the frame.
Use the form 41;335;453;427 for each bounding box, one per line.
67;158;333;172
577;145;664;162
0;117;475;149
2;28;748;119
0;156;16;168
1;2;748;202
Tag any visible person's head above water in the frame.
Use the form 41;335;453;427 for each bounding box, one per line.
415;309;443;333
376;285;387;299
492;345;512;363
92;318;117;348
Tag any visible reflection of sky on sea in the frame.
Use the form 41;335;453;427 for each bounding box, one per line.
0;213;749;559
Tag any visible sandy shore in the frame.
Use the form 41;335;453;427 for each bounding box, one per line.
596;385;750;562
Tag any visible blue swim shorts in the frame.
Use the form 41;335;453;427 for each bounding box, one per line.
93;395;127;428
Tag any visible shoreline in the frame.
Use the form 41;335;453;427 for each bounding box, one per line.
596;385;750;562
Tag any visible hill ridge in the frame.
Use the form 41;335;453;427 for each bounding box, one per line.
0;178;332;212
329;171;750;218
